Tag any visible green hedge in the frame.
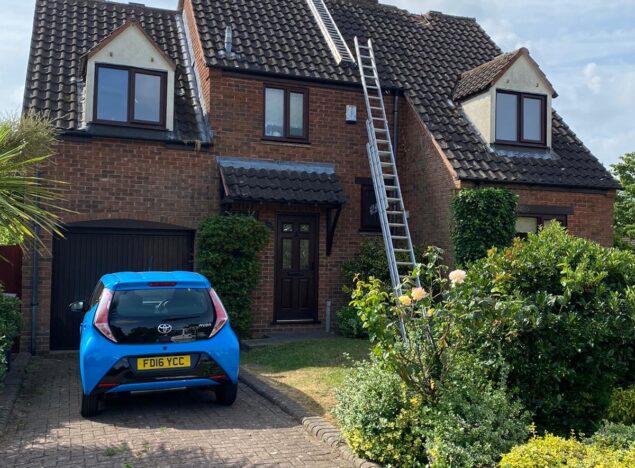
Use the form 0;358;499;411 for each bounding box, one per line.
196;214;270;338
0;290;21;382
451;188;517;264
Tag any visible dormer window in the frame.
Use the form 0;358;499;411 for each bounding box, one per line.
495;90;546;146
94;64;167;128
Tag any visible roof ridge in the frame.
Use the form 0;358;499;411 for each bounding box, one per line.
60;0;179;15
460;48;524;77
425;10;477;22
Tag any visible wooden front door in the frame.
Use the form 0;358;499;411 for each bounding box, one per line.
274;214;318;322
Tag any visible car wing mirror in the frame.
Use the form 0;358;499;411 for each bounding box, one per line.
69;301;85;313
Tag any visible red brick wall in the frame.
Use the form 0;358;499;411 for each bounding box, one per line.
20;139;217;352
398;99;460;258
183;0;211;113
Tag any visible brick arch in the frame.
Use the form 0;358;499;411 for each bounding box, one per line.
61;212;198;231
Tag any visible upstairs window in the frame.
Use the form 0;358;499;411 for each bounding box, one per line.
495;90;546;146
264;86;308;141
94;64;167;128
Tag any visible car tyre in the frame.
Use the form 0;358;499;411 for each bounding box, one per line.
215;382;237;406
81;392;100;417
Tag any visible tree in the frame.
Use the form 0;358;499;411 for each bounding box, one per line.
612;152;635;247
0;114;65;247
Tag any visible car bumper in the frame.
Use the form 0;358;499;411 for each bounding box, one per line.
79;323;239;395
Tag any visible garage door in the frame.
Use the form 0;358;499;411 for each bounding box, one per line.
50;223;194;350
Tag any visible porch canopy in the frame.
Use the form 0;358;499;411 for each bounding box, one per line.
217;157;346;255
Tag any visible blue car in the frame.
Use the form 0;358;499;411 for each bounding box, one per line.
71;271;239;417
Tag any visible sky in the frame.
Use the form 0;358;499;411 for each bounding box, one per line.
1;0;634;168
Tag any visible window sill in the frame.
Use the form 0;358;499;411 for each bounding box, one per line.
261;138;311;148
493;140;548;150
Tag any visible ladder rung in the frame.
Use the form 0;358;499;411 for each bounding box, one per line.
394;248;409;252
369;96;381;100
370;106;382;110
378;150;391;154
387;197;401;202
375;129;388;133
383;174;396;179
396;261;413;266
392;236;408;240
387;211;403;215
389;223;405;228
380;162;393;167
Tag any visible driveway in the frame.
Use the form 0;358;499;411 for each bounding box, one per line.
0;355;352;467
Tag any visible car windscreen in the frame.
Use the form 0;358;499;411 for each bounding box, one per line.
109;288;214;321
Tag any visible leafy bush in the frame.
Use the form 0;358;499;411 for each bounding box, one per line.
341;239;424;291
585;422;635;450
500;432;635;467
196;214;270;338
607;387;635;425
452;223;635;434
451;188;517;264
0;291;21;381
335;305;366;339
336;249;529;466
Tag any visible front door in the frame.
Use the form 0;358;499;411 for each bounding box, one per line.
274;214;318;322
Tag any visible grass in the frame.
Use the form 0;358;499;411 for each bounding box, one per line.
241;337;370;420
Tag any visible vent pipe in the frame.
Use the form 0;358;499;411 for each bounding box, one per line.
224;25;233;57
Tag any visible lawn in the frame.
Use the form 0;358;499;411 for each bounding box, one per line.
241;337;370;419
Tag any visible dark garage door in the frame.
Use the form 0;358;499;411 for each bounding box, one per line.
50;224;194;350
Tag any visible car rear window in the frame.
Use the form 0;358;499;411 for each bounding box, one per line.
109;288;214;321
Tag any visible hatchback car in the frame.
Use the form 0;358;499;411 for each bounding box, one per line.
71;271;239;417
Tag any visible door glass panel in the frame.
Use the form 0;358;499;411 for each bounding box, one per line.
299;223;310;233
282;239;292;269
96;67;129;122
496;92;518;141
134;73;162;123
299;239;310;270
289;92;305;137
523;97;542;142
265;88;285;137
282;223;293;233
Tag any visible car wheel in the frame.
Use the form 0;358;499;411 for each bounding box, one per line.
215;382;237;406
81;392;100;417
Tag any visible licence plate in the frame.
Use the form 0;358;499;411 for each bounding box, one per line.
137;355;191;371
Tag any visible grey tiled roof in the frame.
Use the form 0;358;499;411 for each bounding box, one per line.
23;0;205;142
217;157;347;206
191;0;617;190
453;50;522;101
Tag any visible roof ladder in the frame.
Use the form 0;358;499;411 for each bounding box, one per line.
354;37;419;340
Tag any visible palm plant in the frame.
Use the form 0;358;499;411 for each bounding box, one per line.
0;114;65;247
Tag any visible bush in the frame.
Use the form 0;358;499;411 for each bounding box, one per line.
0;291;21;381
451;188;517;264
335;305;366;339
196;214;270;338
453;223;635;434
341;239;424;291
586;422;635;450
500;432;635;467
607;387;635;425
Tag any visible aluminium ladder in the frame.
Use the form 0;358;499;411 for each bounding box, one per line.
354;37;419;339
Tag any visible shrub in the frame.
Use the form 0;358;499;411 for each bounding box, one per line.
585;422;635;450
451;188;517;264
341;239;424;291
453;223;635;434
607;387;635;425
500;433;635;467
0;291;21;381
196;214;270;338
335;305;366;339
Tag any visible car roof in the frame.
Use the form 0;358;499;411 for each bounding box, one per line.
100;271;211;290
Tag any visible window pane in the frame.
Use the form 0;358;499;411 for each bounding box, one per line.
515;216;538;234
282;239;292;269
96;67;128;122
289;92;305;137
134;73;162;123
496;92;518;141
361;185;380;230
300;239;310;270
265;88;284;137
523;97;542;142
299;224;310;233
282;223;293;233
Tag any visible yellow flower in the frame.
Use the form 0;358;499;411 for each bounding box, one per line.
449;269;467;285
427;308;435;317
411;287;427;301
398;295;412;306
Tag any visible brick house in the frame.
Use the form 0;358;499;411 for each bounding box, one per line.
21;0;618;352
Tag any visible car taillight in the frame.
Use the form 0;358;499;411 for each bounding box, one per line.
93;289;117;342
209;288;228;337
